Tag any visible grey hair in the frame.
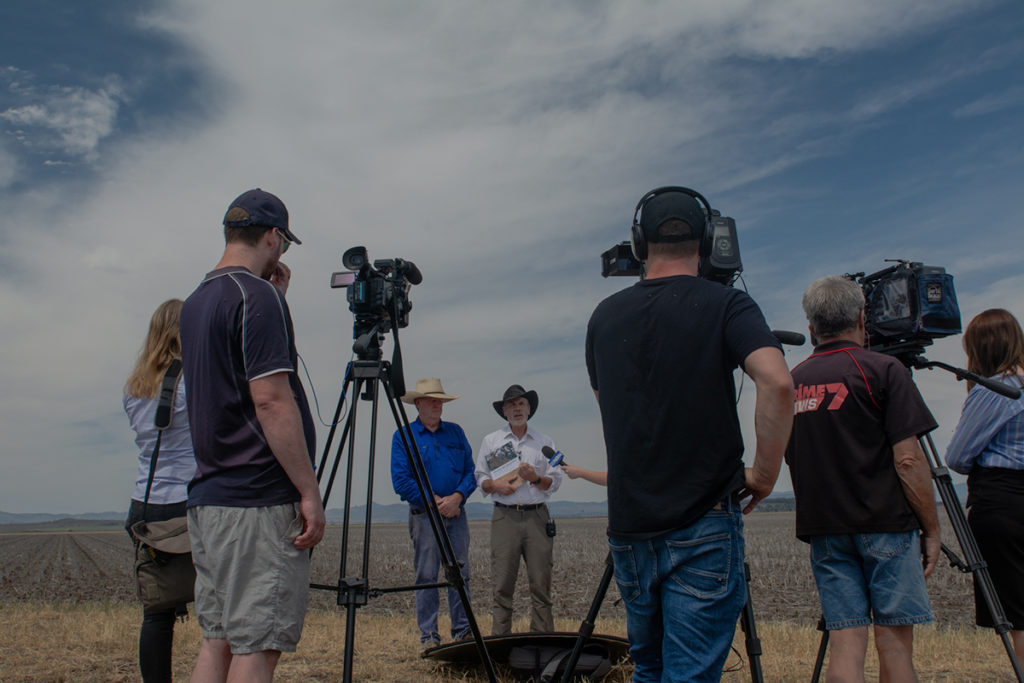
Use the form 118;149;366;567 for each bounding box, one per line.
802;276;865;339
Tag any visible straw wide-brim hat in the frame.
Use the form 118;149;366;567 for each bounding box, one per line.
401;378;460;404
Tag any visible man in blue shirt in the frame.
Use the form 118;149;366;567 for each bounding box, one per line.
391;377;477;648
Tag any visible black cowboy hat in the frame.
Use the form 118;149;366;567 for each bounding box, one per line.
492;384;538;420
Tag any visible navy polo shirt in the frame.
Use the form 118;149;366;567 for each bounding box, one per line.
180;266;316;507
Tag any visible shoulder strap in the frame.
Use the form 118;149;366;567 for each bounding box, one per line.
154;359;183;431
142;360;184;517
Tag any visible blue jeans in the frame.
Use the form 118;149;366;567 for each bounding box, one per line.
609;501;745;683
410;507;471;643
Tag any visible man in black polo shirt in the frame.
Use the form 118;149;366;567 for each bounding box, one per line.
180;188;325;681
786;275;940;682
586;187;794;681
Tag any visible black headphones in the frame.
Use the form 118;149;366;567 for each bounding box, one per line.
630;186;714;261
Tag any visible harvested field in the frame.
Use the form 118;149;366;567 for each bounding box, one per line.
2;512;1016;681
0;512;979;628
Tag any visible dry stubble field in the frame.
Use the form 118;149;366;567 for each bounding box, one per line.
0;513;1016;681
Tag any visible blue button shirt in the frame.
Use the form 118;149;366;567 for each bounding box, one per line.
391;417;476;509
945;373;1024;473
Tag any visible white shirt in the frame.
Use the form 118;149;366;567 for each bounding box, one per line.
125;382;197;504
475;424;562;505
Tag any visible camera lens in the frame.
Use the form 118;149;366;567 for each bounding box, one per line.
342;246;368;270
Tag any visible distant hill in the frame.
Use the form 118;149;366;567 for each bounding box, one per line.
0;517;124;534
325;500;609;524
0;482;967;529
755;495;795;512
0;502;610;527
0;511;125;525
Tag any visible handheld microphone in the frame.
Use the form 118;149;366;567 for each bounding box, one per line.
541;445;566;467
772;330;806;346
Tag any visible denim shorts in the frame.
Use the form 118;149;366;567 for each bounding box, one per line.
810;531;934;630
188;503;310;653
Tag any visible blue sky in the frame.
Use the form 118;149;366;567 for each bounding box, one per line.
2;1;1022;514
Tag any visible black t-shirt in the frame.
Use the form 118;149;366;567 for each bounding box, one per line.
586;275;780;539
180;266;316;508
785;340;937;539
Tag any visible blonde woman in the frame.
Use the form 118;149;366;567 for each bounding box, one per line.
123;299;196;683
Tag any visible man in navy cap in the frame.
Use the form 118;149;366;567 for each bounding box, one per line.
586;187;793;681
180;188;325;682
474;384;563;635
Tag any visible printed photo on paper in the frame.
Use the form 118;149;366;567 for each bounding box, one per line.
485;442;521;480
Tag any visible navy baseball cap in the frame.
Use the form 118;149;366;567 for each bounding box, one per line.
639;191;705;242
223;188;302;245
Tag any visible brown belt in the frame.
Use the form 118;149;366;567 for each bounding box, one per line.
495;502;545;512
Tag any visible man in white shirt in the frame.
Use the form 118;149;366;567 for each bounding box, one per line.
475;384;563;635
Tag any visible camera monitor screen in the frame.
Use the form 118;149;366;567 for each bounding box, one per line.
331;271;356;288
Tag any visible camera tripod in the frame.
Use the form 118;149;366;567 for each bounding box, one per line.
309;331;497;683
810;349;1023;682
558;538;766;682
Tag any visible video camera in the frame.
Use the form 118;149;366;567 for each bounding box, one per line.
846;260;961;357
330;246;421;352
600;188;742;286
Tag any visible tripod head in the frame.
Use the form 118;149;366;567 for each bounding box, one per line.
891;344;1022;400
352;322;386;361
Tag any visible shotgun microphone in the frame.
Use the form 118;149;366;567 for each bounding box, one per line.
772;330;806;346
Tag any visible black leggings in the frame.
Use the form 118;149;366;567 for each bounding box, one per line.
126;499;189;683
139;607;179;682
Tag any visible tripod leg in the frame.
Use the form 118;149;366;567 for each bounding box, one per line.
341;375;371;683
811;616;828;683
385;375;499;683
920;434;1024;682
312;359;498;683
316;363;355;486
738;562;765;683
559;552;615;683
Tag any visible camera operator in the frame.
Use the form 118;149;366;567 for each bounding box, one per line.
585;188;793;682
786;275;940;682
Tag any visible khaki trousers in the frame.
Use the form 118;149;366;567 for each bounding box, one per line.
489;503;554;635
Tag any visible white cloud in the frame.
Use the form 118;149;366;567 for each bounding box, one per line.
953;84;1024;117
1;0;1021;513
722;0;983;57
0;141;17;188
1;79;123;159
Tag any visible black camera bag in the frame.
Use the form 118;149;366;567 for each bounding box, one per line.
507;642;612;682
